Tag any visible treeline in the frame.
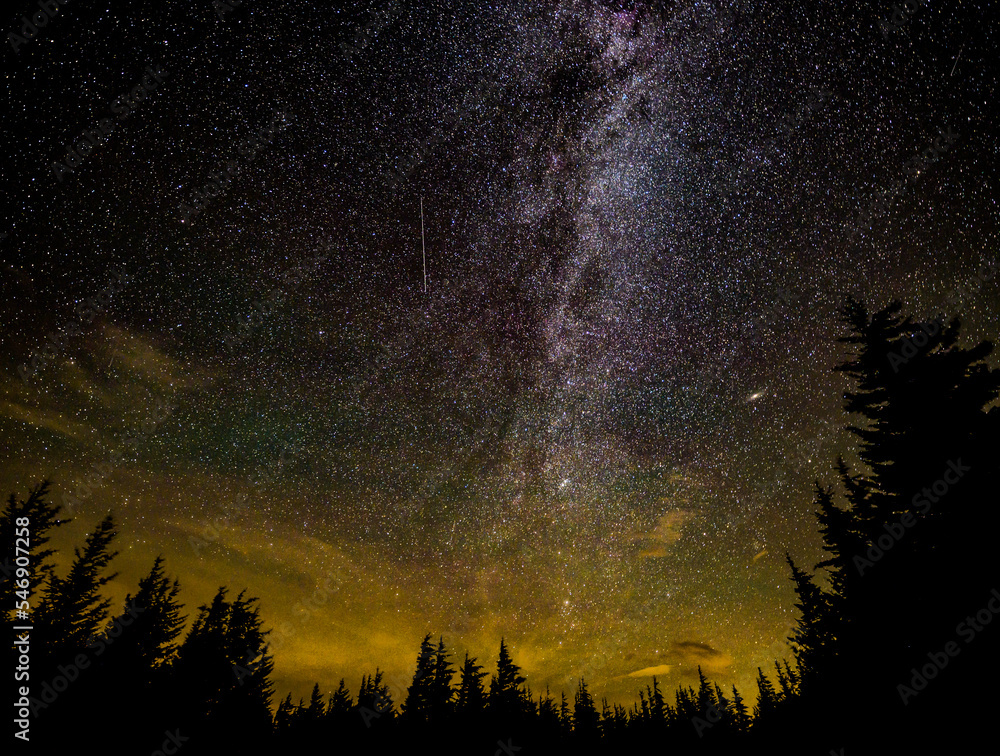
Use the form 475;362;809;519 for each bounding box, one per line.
1;483;777;755
3;496;274;754
5;299;999;753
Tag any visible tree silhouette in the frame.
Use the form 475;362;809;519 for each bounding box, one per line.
784;300;1000;749
9;298;1000;754
167;587;275;751
357;668;394;729
104;556;186;676
456;652;488;717
558;690;572;736
752;667;778;723
401;633;436;723
730;685;751;733
573;677;600;737
429;637;455;723
649;676;667;726
33;513;118;667
488;637;526;721
0;480;65;626
90;556;187;745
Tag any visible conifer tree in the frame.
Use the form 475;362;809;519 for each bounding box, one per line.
402;634;436;722
103;556;186;679
274;693;296;736
696;666;716;713
90;556;187;746
785;552;836;696
34;513;118;664
752;667;778;723
429;636;455;722
573;677;599;736
326;677;353;726
774;659;793;702
731;685;751;733
0;481;65;624
538;685;559;732
650;677;667;725
674;684;698;720
714;683;732;729
357;668;394;725
488;638;526;719
168;587;275;748
559;691;572;735
456;652;488;716
305;683;325;721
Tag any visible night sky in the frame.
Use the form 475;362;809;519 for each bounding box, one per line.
2;0;996;707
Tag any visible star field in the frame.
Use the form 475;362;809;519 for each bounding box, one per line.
2;0;997;706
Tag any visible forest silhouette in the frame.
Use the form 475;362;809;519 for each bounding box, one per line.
5;299;999;754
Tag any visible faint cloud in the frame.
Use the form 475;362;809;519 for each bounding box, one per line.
671;640;734;675
0;400;93;441
627;664;672;678
635;508;697;557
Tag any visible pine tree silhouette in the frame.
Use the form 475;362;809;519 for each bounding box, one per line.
34;513;118;667
783;300;1000;749
572;677;599;736
649;676;667;726
456;652;488;716
730;685;751;733
93;556;187;745
105;556;186;677
401;633;436;723
558;690;572;736
487;637;526;721
326;678;354;724
0;480;65;625
695;666;715;714
167;587;275;750
274;692;296;737
305;683;325;721
538;684;560;734
429;636;455;723
752;667;778;723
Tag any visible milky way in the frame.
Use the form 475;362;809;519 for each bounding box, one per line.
2;0;995;705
